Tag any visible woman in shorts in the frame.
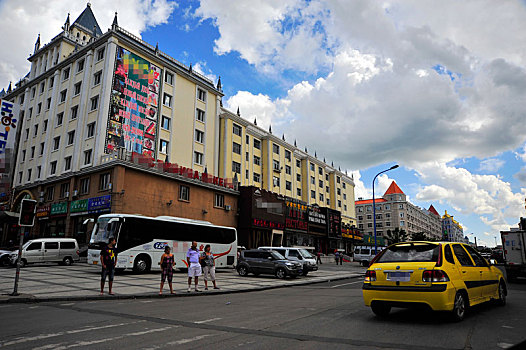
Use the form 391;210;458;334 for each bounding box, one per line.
159;246;175;295
201;244;219;290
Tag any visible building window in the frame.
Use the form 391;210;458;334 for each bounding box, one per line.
60;89;67;102
37;102;42;114
77;59;84;73
63;67;70;80
84;149;92;165
19;94;25;104
17;171;22;184
337;188;341;195
285;165;291;174
195;129;204;143
385;213;391;218
28;108;32;119
385;204;390;210
56;112;64;126
232;161;241;174
319;180;323;188
214;193;225;208
273;144;280;154
253;139;261;149
253;173;260;182
296;159;301;167
50;161;57;175
33;124;39;136
46;98;51;110
400;220;405;226
297;188;302;196
49;76;54;89
399;204;404;209
71;105;78;120
326;186;329;193
64;156;72;171
67;131;75;145
367;214;372;220
245;152;249;162
319;193;324;201
99;173;111;191
37;166;41;179
254;155;260;165
46;186;55;201
87;122;96;138
246;135;249;144
39;142;45;155
386;221;391;227
245;169;249;179
194;151;203;165
273;160;280;171
311;190;315;199
74;82;82;96
337;176;341;183
196;108;205;122
285;150;291;160
311;176;315;185
31;87;36;98
97;47;105;61
343;183;346;189
273;176;280;187
163;93;172;107
338;200;342;207
60;183;70;198
165;71;174;85
400;212;404;218
40;82;45;93
53;136;60;150
30;146;35;159
366;206;371;212
161;116;170;130
310;163;315;171
318;166;323;175
358;207;363;213
326;174;329;181
93;71;102;85
232;142;241;154
160;139;169;154
80;177;90;194
343;194;347;200
326;198;330;205
233;123;242;136
296;174;301;181
286;181;292;191
367;223;372;228
358;215;363;220
26;168;31;182
90;95;99;111
197;88;206;101
179;185;190;201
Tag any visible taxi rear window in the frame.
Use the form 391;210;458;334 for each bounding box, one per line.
377;243;440;263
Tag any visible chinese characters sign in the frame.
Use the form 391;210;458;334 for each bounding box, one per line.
0;99;19;194
105;46;161;157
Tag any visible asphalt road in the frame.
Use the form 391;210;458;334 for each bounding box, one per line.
1;279;526;350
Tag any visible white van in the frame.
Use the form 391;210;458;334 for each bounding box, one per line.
10;238;80;267
353;245;386;266
258;246;318;276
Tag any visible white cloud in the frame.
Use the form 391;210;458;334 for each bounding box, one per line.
193;62;217;84
479;158;505;172
0;0;177;88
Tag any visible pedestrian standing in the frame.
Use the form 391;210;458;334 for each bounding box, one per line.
316;251;322;264
159;246;175;295
201;244;219;290
334;250;340;265
186;241;202;292
100;237;117;296
339;251;344;265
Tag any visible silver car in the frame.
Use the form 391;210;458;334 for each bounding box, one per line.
10;238;80;267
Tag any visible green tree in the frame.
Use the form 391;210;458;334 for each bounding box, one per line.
386;228;409;245
411;231;428;241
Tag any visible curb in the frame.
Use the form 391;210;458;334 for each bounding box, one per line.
0;273;364;304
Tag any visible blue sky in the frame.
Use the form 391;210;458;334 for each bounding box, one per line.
2;0;526;247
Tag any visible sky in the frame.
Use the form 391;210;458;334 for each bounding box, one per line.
2;0;526;247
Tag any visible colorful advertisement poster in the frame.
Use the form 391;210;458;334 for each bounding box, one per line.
88;195;111;214
105;46;161;157
0;99;19;195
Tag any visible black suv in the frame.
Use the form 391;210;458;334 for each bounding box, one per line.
237;249;302;279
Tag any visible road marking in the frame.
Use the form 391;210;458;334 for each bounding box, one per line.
60;303;75;306
142;334;211;350
501;325;514;329
194;317;222;324
330;281;363;288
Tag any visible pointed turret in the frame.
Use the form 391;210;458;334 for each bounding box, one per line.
189;64;192;73
63;13;71;32
71;3;102;36
34;34;40;53
294;139;297;147
7;82;12;93
253;118;257;125
305;147;308;153
112;12;118;29
236;107;240;116
155;42;159;55
269;125;272;134
315;151;317;158
384;181;405;196
216;76;222;91
282;134;285;141
428;205;440;216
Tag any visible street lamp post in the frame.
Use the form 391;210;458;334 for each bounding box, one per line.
373;164;399;254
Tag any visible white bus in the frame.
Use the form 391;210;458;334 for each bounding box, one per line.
87;214;237;273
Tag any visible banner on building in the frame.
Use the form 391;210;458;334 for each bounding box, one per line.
105;46;162;157
0;99;19;195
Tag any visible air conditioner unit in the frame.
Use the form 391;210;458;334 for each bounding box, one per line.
225;205;231;211
73;190;78;197
40;191;45;197
108;183;112;190
65;191;70;197
39;198;45;203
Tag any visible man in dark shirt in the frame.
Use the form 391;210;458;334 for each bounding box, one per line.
100;237;117;295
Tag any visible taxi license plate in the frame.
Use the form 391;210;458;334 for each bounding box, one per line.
93;261;98;265
387;272;410;282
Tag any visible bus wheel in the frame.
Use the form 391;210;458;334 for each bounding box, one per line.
133;255;151;273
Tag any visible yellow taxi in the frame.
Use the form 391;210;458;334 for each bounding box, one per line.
362;241;507;321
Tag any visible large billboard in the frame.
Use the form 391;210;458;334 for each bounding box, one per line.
105;46;162;157
0;99;19;197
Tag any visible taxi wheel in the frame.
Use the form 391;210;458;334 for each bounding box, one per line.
452;292;467;322
371;302;391;317
496;281;506;306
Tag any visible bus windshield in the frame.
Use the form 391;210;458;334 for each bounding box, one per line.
90;217;120;245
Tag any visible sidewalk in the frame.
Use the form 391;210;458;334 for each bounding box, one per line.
0;262;366;304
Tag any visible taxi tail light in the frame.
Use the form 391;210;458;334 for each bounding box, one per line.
422;270;450;282
365;270;376;282
435;244;443;267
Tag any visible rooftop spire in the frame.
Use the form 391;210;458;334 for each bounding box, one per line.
72;3;102;36
384;181;405;196
294;139;297;147
189;64;192;73
282;134;285;141
269;125;272;134
253;117;257;125
236;107;240;116
34;34;40;53
112;11;118;29
155;42;159;55
216;76;222;91
63;13;71;32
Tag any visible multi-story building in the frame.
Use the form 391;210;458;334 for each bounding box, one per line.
218;109;356;227
442;210;464;242
355;181;442;242
1;5;237;244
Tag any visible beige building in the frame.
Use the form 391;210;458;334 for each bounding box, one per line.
218;109;356;227
355;181;442;242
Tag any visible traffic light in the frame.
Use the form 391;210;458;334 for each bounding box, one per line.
19;199;37;227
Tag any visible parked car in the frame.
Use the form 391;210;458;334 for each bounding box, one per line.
354;245;386;266
9;238;80;267
237;249;302;279
0;249;13;267
362;241;506;321
258;246;318;276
